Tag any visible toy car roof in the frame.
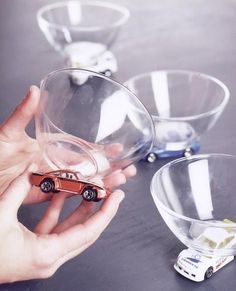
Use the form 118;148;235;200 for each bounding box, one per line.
42;169;83;178
48;169;79;175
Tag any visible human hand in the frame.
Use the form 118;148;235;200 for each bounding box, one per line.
0;165;126;283
0;87;137;204
0;87;137;283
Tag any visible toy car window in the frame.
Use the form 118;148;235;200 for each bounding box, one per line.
218;236;234;249
61;173;69;179
59;172;77;179
68;173;75;179
198;236;217;249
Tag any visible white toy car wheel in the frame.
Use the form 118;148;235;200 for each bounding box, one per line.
204;267;213;279
146;152;157;163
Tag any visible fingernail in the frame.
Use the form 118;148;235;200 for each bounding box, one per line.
120;174;127;185
113;173;126;185
116;190;125;202
30;85;38;93
24;86;36;100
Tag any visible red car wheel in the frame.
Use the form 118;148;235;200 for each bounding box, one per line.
40;179;55;193
82;187;98;202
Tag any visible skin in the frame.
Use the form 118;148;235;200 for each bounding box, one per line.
0;86;136;283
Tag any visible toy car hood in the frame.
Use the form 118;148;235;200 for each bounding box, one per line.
177;249;212;272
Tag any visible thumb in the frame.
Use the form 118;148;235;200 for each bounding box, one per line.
1;85;40;138
0;163;38;214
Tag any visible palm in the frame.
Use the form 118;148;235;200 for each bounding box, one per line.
0;88;57;203
0;131;54;203
0;133;36;186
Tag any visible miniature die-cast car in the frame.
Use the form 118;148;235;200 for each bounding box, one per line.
145;141;200;162
30;170;108;202
174;225;236;282
70;51;118;85
64;41;117;76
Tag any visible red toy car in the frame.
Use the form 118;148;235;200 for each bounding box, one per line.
30;170;109;202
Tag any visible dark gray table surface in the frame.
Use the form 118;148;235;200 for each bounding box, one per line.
1;0;236;290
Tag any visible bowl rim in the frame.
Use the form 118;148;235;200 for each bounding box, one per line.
125;69;230;122
37;0;130;32
150;153;236;228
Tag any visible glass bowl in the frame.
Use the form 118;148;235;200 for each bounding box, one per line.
151;154;236;256
125;70;230;161
37;1;130;75
36;68;154;178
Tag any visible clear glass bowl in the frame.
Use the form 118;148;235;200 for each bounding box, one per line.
125;70;230;160
37;1;129;74
151;154;236;256
36;68;154;178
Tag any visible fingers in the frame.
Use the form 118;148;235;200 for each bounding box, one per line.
0;163;38;216
22;187;54;204
52;200;96;234
103;172;126;189
32;190;124;277
34;193;67;234
0;86;40;138
103;165;137;189
122;165;137;178
104;143;124;158
56;190;124;257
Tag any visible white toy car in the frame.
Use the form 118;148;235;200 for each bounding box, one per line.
174;224;236;282
64;41;117;85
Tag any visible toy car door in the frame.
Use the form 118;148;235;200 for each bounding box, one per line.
58;172;83;194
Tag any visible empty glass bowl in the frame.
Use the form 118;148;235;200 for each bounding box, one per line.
151;154;236;256
36;68;154;178
125;70;230;161
37;1;130;75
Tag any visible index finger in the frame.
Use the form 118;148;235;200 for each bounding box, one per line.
57;190;125;255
